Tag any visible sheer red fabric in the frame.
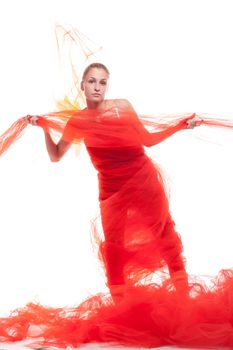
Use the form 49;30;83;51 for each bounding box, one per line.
1;109;233;348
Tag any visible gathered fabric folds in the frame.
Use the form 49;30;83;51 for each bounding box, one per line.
1;108;233;348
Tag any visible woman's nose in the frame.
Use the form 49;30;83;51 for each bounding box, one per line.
94;83;100;91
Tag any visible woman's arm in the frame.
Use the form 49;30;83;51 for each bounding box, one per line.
43;131;72;162
29;115;73;162
140;120;189;147
135;116;199;147
115;99;200;147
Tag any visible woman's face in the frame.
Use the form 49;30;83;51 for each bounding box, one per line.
81;68;109;104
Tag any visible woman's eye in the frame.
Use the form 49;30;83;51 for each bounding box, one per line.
101;81;107;85
88;79;94;83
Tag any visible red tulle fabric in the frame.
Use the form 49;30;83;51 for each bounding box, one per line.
0;116;29;156
1;109;233;349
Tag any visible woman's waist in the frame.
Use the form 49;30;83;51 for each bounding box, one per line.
86;146;145;158
86;146;146;171
97;156;155;200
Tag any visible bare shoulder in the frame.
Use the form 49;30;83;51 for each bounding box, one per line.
115;99;134;110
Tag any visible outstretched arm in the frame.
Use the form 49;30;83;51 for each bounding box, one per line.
140;120;190;147
134;115;200;147
115;99;201;147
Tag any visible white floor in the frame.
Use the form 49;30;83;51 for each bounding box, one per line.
0;341;200;350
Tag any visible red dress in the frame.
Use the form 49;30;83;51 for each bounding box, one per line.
1;108;233;348
84;108;186;291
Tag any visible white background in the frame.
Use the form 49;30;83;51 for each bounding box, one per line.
0;0;233;320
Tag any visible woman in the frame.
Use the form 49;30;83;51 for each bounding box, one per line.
29;62;200;301
2;62;233;349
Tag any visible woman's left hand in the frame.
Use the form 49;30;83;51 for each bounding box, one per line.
186;115;203;129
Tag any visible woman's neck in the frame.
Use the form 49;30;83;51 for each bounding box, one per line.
86;100;106;110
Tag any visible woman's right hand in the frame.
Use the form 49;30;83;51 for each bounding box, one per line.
27;115;40;126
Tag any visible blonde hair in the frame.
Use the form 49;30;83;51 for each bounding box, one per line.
82;63;110;80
